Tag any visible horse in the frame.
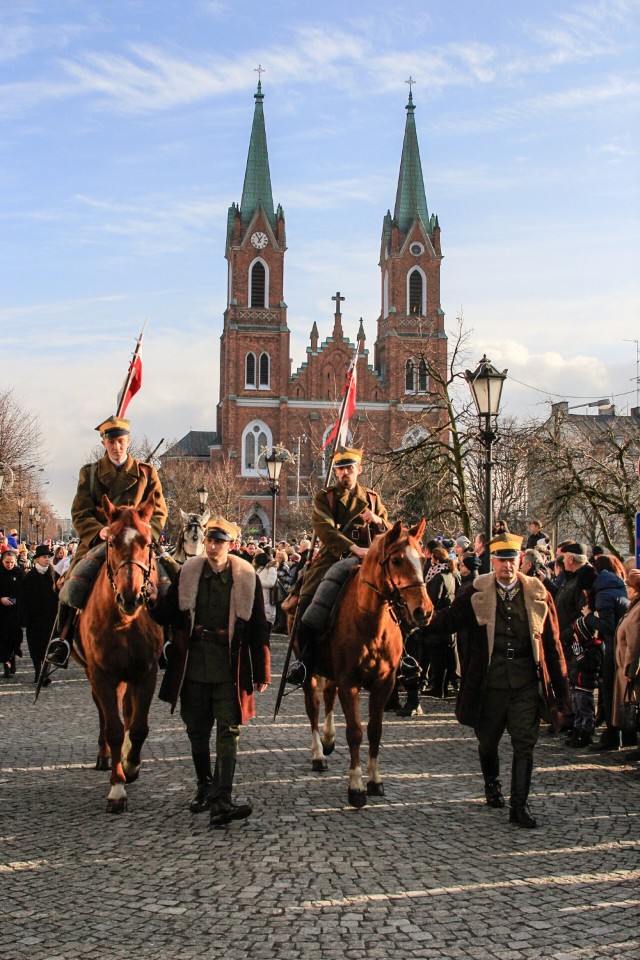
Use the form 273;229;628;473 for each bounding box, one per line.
171;508;210;563
294;519;433;808
74;494;164;813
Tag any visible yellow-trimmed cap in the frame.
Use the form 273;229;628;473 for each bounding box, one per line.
489;532;523;559
204;516;240;542
332;446;363;467
96;415;130;439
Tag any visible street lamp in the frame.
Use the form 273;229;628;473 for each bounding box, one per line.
197;485;209;515
17;494;25;542
264;450;285;545
28;503;35;543
465;355;508;573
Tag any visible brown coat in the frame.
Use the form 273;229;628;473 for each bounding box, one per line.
71;453;167;562
429;572;572;731
152;554;271;722
612;599;640;724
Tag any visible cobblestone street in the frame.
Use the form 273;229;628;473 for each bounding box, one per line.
1;634;639;960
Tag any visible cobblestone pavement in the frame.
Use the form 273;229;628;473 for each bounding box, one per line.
1;634;639;960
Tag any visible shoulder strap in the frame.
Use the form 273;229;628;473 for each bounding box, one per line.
89;462;98;505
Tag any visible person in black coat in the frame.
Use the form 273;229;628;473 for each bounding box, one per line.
0;549;25;678
21;544;58;682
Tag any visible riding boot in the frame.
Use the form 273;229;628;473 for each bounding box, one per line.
396;682;423;717
509;756;537;828
45;603;76;668
479;747;505;808
189;750;214;813
286;620;317;686
209;757;252;826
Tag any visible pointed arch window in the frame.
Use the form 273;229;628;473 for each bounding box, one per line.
245;352;256;388
259;351;270;388
250;260;266;308
417;359;428;393
405;359;415;394
242;420;272;476
409;269;423;315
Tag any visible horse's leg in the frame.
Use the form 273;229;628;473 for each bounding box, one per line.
321;679;337;756
92;675;128;814
121;668;157;784
304;676;326;772
91;690;111;771
338;683;366;808
366;678;396;797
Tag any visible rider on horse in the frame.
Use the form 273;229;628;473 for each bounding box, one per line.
45;415;168;668
286;446;392;686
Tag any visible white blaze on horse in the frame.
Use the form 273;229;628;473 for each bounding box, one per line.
291;519;433;808
75;495;164;813
171;508;210;563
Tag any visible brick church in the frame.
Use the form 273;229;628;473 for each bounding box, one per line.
165;81;448;537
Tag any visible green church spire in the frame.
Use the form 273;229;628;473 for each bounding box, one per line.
393;91;429;236
240;80;275;229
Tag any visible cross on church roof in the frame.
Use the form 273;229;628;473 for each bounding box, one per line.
405;75;416;94
255;64;265;80
332;291;345;315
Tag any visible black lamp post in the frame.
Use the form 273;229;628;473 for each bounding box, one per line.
264;450;284;545
465;355;508;574
17;494;25;542
197;485;209;515
28;503;35;543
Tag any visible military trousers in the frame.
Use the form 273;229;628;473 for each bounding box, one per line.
180;678;241;758
474;680;540;761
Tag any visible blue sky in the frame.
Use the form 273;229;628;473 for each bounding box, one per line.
2;0;639;517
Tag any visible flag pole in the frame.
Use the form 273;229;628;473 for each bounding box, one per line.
321;348;357;487
116;320;146;418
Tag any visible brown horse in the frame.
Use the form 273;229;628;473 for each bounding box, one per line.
75;494;163;813
295;519;433;807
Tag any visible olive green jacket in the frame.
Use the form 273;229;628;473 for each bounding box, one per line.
71;453;167;562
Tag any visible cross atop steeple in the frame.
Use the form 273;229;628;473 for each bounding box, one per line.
405;75;416;94
255;64;265;81
332;291;345;316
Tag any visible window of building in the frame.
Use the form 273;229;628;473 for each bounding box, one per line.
241;420;272;476
250;260;266;308
409;269;423;315
245;352;256;388
405;359;415;393
259;351;270;388
417;358;428;393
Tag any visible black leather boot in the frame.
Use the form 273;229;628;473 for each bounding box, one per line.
509;756;537;828
189;750;214;813
396;683;423;717
45;603;76;668
209;757;252;826
479;748;505;808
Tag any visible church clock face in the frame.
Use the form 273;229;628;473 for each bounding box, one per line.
251;231;268;249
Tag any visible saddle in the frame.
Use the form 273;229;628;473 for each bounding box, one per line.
301;557;360;633
59;543;172;611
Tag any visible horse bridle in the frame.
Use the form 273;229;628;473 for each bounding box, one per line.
105;535;155;605
360;550;427;624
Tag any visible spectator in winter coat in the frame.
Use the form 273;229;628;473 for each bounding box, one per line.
254;549;278;632
0;549;24;678
21;544;58;682
565;618;604;748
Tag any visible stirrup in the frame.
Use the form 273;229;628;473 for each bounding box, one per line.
397;655;420;682
285;659;307;686
45;638;71;669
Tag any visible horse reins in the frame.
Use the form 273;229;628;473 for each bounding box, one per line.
360;550;427;623
105;536;155;605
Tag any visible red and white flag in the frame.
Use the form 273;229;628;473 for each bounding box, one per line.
116;323;145;418
322;358;357;450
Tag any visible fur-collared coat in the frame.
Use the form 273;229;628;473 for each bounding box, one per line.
612;599;640;724
429;572;571;731
72;453;168;563
151;554;270;722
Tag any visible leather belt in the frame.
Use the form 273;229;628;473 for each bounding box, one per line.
193;625;229;641
501;646;531;660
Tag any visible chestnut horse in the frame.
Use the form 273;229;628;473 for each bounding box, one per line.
295;519;432;807
75;494;163;813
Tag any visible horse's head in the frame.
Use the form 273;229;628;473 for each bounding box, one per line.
374;518;433;628
179;508;208;557
103;494;155;617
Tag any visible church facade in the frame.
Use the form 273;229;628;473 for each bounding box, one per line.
166;83;448;537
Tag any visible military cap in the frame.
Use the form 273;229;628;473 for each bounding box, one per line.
96;415;131;439
204;516;240;542
333;446;363;467
489;532;523;559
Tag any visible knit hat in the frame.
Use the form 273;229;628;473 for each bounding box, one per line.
455;536;471;550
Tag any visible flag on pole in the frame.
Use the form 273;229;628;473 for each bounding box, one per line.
116;322;145;418
322;358;357;450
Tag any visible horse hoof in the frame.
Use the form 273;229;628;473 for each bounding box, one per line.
366;781;385;797
95;756;111;771
348;789;367;809
106;797;128;814
311;758;328;773
322;741;335;756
